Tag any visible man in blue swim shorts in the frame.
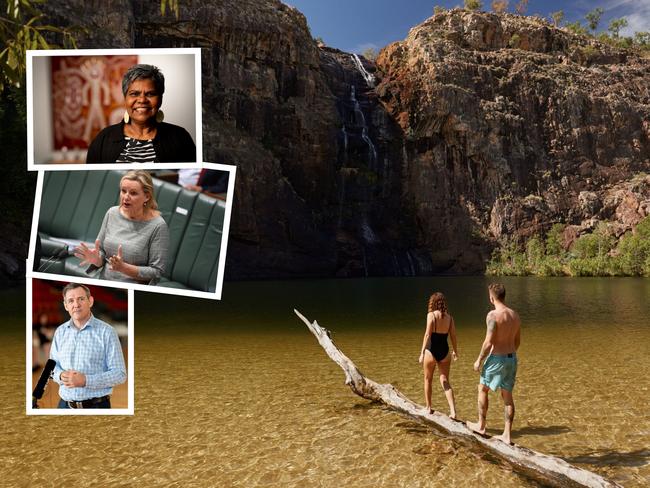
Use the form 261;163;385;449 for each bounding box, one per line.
467;283;521;444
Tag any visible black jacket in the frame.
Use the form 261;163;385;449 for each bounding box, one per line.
86;121;197;163
198;170;229;194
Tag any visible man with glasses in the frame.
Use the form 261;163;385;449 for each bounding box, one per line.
50;283;126;409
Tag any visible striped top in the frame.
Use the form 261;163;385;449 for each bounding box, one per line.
116;137;156;163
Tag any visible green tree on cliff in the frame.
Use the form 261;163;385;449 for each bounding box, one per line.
464;0;483;11
491;1;508;14
362;47;378;61
514;0;528;15
585;7;604;33
634;31;650;46
565;21;588;36
608;17;628;38
614;217;650;275
569;223;615;276
550;11;564;27
545;224;566;257
0;0;78;91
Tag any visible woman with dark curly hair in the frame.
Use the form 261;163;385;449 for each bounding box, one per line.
418;292;459;418
86;64;196;163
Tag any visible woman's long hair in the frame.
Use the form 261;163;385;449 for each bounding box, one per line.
120;170;158;210
428;292;448;315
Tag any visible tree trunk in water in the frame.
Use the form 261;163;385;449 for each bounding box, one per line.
294;309;621;488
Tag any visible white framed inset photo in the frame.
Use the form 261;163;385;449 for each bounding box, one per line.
27;163;237;300
27;48;202;169
27;278;134;415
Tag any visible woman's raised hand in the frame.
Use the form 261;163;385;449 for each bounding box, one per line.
74;240;103;267
108;245;125;272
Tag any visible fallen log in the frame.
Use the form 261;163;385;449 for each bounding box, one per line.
294;309;621;488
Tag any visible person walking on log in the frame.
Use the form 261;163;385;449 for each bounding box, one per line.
468;283;521;444
418;292;459;418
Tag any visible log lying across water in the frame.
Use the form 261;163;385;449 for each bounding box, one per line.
294;309;620;488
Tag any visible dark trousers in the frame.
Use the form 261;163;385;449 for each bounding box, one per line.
58;397;111;409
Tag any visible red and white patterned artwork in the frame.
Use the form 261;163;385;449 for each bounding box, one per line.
51;55;137;150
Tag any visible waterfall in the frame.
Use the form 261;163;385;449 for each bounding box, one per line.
382;155;390;197
360;217;379;244
337;170;346;228
361;247;369;277
350;85;377;169
406;250;416;276
391;250;401;276
351;53;375;88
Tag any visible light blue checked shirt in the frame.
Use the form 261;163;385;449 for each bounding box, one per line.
50;315;126;401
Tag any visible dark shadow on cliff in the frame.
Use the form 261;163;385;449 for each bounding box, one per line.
0;86;36;287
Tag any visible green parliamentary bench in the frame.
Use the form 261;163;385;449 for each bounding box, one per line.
37;170;226;293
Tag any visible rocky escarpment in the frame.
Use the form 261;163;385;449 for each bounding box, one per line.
375;9;650;268
43;0;344;278
28;2;650;280
41;0;428;278
137;0;342;278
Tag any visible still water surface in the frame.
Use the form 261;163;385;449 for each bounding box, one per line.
2;277;649;487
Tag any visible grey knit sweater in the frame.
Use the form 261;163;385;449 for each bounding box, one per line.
91;206;169;284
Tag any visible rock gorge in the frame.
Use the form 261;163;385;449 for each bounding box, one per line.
39;1;650;279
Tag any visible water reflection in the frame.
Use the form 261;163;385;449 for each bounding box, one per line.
2;278;649;487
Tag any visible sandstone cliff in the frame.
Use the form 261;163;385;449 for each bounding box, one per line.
375;9;650;269
28;2;650;280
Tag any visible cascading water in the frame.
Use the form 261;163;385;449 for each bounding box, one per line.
327;48;424;277
351;53;375;88
350;85;377;169
406;250;416;276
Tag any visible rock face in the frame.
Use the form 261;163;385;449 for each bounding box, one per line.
34;3;650;279
375;9;650;268
45;0;345;278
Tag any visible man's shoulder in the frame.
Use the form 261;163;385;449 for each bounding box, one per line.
89;316;115;332
506;307;521;322
54;319;72;333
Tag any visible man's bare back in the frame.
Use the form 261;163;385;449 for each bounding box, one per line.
467;283;521;444
487;307;521;355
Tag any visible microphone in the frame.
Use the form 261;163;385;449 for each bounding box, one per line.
32;359;56;408
37;245;70;273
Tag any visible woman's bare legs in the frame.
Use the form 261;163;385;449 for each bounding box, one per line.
423;350;436;413
438;354;457;419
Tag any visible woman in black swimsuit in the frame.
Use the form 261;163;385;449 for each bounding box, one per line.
418;292;459;417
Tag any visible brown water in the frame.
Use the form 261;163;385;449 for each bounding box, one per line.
2;277;649;487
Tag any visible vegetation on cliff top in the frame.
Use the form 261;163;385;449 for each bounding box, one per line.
437;2;650;53
487;215;650;277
